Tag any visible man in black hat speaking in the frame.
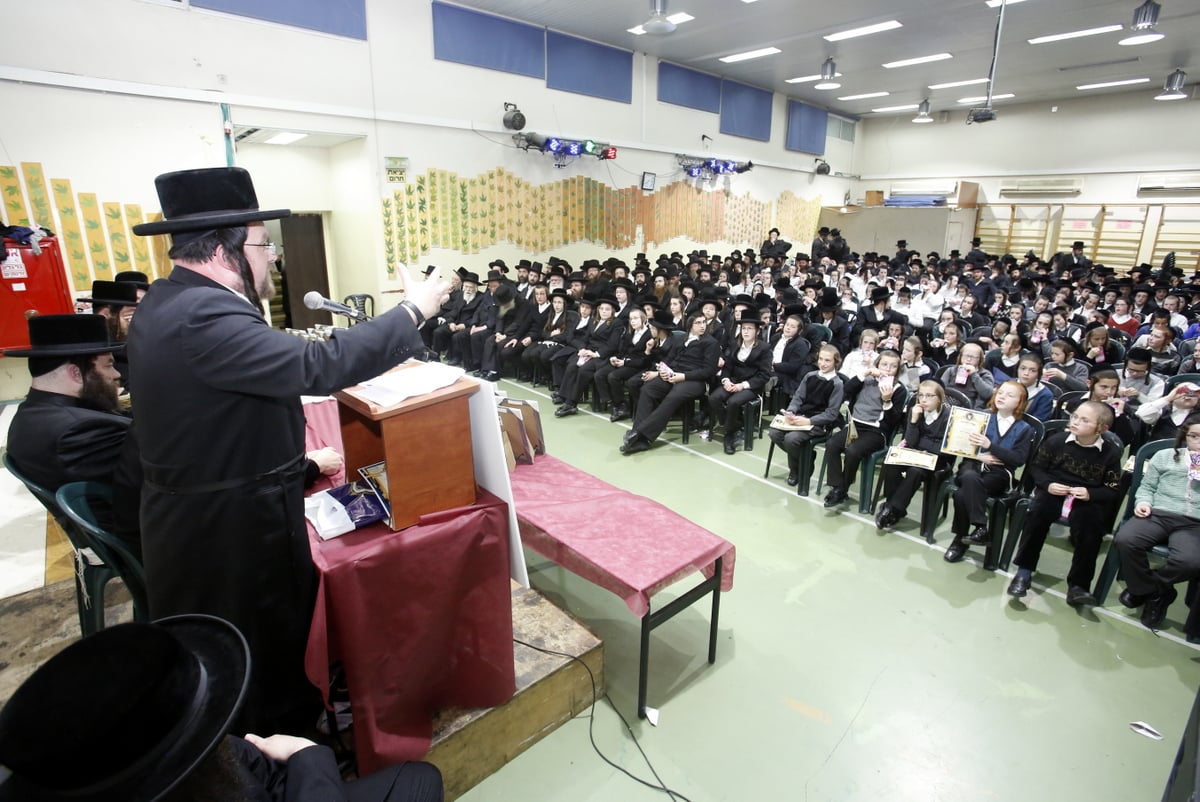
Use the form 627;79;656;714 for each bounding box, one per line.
128;167;449;734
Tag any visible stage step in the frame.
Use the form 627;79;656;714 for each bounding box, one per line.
425;584;604;800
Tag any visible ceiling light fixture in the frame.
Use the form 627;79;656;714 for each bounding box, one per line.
786;71;842;84
985;0;1027;6
837;91;890;101
814;58;841;90
1057;57;1141;72
958;93;1015;103
1076;77;1151;90
912;99;934;123
719;46;781;63
871;104;920;113
1028;25;1123;45
1119;0;1165;45
823;20;902;42
263;132;307;145
883;53;953;69
1155;69;1189;100
928;78;991;90
628;7;693;35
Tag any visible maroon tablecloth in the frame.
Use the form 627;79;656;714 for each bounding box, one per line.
302;399;515;773
509;455;735;618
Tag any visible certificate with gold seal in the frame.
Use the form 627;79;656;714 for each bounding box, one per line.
940;407;991;459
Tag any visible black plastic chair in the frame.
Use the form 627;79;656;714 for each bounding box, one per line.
56;482;149;627
3;452;122;637
1051;390;1088;420
343;293;375;325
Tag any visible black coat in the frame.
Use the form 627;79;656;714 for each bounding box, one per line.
127;266;425;733
6;388;130;492
769;334;811;396
720;341;772;391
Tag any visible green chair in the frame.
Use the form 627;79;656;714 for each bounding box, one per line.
1167;373;1200;392
3;453;122;637
56;481;149;628
1092;439;1176;604
816;385;909;512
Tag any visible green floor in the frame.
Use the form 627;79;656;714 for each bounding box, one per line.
462;379;1200;802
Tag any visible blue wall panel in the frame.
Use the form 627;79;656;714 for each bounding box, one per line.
719;81;772;141
657;62;721;113
192;0;367;40
546;32;632;103
431;1;545;79
785;100;828;155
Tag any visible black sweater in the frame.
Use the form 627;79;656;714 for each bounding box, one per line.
1029;432;1122;504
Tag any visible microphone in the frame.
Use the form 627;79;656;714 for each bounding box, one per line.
303;291;367;321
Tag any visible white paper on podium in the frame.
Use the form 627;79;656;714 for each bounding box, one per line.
355;363;466;407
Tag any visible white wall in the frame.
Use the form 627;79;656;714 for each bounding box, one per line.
855;90;1200;204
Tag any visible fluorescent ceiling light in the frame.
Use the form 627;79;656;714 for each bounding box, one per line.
719;46;781;63
1119;32;1164;45
1076;77;1150;90
627;12;694;35
871;104;920;113
958;93;1015;103
928;78;990;90
883;53;953;69
1028;25;1123;45
985;0;1027;7
787;72;843;84
740;0;759;3
823;20;902;42
263;132;307;145
837;92;890;101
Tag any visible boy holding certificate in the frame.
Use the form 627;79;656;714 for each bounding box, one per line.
1007;401;1123;606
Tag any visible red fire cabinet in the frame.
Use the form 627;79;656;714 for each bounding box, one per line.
0;237;77;352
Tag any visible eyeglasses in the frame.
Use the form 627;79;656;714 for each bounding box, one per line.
246;241;277;256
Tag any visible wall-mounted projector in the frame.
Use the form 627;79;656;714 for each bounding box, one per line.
966;107;997;124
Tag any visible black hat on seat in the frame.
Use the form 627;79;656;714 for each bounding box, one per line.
131;167;289;239
0;615;249;802
4;314;124;359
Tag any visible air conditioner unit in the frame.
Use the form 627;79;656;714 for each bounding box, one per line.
889;180;959;197
1138;173;1200;194
998;178;1082;197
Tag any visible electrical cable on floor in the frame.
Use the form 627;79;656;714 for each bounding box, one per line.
513;637;695;802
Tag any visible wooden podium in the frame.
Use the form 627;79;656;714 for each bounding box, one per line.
335;367;480;530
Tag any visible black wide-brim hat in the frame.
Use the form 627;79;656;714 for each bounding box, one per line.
131;167;290;237
83;280;139;308
647;309;680;331
4;314;124;358
733;312;764;327
114;270;151;290
0;615;249;802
